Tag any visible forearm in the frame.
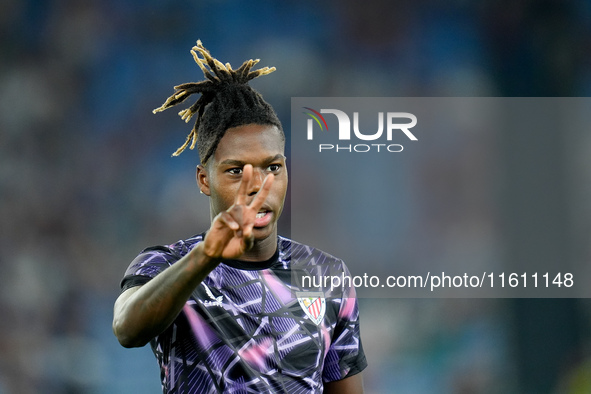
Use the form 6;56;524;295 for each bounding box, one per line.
113;243;219;347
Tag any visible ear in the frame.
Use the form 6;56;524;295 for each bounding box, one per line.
196;164;211;196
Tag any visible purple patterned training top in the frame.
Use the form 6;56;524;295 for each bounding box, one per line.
121;234;367;394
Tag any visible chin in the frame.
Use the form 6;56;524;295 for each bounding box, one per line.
252;225;276;241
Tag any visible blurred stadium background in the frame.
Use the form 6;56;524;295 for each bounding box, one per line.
1;0;591;393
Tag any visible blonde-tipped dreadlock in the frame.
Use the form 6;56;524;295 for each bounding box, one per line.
153;40;283;164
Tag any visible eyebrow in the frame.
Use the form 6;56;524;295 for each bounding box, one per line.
219;154;286;166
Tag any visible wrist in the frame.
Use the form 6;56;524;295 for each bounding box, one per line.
192;242;221;269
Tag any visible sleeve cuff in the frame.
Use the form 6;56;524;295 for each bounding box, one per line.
120;275;152;293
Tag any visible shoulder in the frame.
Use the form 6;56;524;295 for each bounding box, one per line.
139;233;201;260
122;234;204;281
278;236;345;268
279;236;354;298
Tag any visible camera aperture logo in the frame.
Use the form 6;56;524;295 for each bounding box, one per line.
303;107;417;153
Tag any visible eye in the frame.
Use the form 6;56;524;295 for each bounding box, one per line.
267;164;282;173
226;167;243;175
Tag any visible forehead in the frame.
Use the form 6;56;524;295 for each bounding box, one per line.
212;124;285;163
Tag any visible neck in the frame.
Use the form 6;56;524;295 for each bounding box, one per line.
239;231;278;262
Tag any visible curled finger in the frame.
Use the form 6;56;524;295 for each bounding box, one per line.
218;211;240;232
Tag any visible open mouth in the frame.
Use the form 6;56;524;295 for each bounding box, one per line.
253;210;272;228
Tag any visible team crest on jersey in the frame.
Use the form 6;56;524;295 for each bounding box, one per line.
296;292;326;325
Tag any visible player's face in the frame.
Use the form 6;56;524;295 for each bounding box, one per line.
197;124;288;242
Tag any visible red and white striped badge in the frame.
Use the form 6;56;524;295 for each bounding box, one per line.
296;292;326;325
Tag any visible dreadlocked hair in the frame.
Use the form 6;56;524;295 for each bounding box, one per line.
153;40;283;164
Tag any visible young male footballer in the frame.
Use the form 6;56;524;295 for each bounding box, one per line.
113;40;367;393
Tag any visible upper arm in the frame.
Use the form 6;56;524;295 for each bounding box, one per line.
112;286;143;345
322;291;368;383
114;248;171;336
324;372;364;394
113;286;142;320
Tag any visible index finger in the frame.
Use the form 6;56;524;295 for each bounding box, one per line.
235;164;252;206
248;173;275;212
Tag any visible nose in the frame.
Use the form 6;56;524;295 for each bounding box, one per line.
248;167;264;196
